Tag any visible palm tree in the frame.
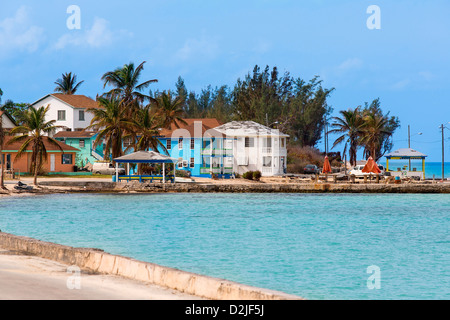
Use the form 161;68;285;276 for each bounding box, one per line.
101;61;158;116
360;111;391;162
87;97;135;161
329;108;365;166
154;91;187;129
8;105;63;185
0;113;7;189
54;72;84;94
133;105;166;153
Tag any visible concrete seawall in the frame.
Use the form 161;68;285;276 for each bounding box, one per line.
37;180;450;194
0;232;301;300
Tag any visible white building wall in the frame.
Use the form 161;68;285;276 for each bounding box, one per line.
231;135;288;176
33;96;74;133
1;114;16;129
31;96;94;133
73;108;95;131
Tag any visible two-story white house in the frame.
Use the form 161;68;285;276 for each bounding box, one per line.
30;94;100;134
0;110;17;130
213;121;289;176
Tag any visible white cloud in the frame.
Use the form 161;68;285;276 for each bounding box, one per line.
335;58;363;74
418;71;434;82
0;6;44;54
173;33;219;63
391;78;411;90
53;17;129;50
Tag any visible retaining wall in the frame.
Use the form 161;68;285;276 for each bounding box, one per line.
0;232;301;300
38;180;450;194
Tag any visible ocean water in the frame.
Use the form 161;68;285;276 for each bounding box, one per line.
380;161;450;179
0;193;449;300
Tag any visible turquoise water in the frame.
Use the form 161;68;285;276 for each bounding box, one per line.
380;161;450;179
0;193;449;300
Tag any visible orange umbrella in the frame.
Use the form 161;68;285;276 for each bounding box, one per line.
362;157;381;174
322;156;332;174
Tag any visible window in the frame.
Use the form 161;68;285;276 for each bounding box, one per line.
178;161;183;168
178;137;183;150
62;154;73;165
79;110;85;121
263;156;272;167
190;138;195;150
190;157;195;168
281;138;285;148
263;137;272;148
245;137;254;148
79;139;85;148
123;137;132;148
57;110;66;121
166;139;172;150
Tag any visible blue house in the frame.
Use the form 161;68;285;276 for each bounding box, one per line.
157;119;234;178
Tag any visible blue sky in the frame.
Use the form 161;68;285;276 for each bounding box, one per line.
1;0;449;161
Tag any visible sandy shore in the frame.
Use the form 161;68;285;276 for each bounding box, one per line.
0;248;202;300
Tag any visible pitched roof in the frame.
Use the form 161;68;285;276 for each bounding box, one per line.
385;148;427;158
30;93;101;110
3;136;79;152
114;151;178;163
158;118;222;138
0;110;17;127
214;121;289;137
51;94;101;109
54;130;98;139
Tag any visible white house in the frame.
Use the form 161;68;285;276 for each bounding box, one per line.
30;94;100;134
0;110;17;129
214;121;289;176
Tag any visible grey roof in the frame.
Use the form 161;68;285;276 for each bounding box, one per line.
385;148;427;158
114;151;178;163
214;121;289;137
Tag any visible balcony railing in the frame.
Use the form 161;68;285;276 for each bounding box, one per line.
262;167;273;175
201;148;233;156
200;167;234;175
262;147;272;154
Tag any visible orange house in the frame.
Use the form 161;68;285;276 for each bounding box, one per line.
2;136;79;174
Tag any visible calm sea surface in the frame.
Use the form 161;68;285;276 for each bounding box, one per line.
0;193;449;300
380;161;450;179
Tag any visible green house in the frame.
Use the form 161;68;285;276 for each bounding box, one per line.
54;131;103;168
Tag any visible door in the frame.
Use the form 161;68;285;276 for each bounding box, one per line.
50;154;56;172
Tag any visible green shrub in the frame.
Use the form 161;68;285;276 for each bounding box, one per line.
253;170;262;181
242;171;254;180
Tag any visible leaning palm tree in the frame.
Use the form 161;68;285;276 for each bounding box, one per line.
101;61;158;116
54;72;84;94
8;105;63;186
329;108;365;166
154;91;187;129
360;111;391;162
87;97;135;162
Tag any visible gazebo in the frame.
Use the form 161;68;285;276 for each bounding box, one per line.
113;151;179;183
385;148;427;180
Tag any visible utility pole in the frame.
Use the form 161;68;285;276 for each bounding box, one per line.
442;124;445;181
408;125;411;148
408;125;411;171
